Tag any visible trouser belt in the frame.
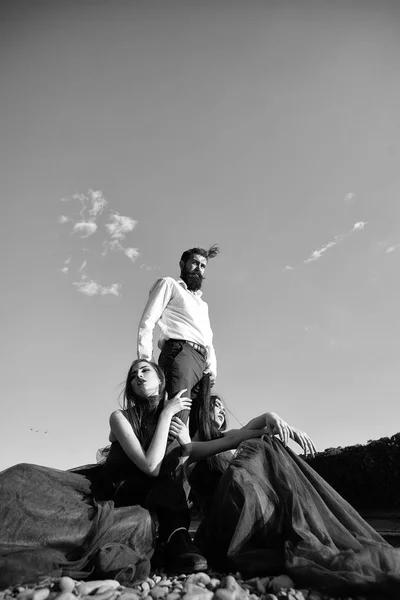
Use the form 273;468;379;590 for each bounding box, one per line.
167;338;207;359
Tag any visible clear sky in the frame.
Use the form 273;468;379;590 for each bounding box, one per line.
1;0;400;471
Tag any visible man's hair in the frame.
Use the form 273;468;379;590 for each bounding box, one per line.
180;244;220;264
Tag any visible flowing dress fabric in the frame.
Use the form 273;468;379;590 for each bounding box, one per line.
86;441;190;541
195;437;400;597
0;462;154;588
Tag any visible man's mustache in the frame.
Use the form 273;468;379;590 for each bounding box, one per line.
187;272;204;281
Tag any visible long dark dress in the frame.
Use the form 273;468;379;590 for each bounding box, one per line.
0;461;154;588
190;436;400;598
0;415;190;590
80;441;190;541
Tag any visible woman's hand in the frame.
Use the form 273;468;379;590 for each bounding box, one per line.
263;412;292;445
162;389;192;418
169;416;191;446
288;427;317;457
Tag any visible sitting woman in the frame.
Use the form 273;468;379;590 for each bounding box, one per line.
169;388;400;598
0;360;271;587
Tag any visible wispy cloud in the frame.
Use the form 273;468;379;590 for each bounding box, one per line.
72;221;97;238
102;240;121;255
304;235;343;264
352;221;367;232
60;256;71;274
102;283;121;296
102;236;140;263
58;190;140;298
124;247;140;263
140;264;161;271
283;265;293;271
88;189;107;218
386;243;400;254
344;192;356;202
302;222;367;266
105;213;137;240
73;275;121;297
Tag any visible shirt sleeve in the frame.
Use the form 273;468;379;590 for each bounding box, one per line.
205;343;217;380
137;278;173;360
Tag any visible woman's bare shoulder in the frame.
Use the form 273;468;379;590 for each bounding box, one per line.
110;408;129;421
109;409;130;441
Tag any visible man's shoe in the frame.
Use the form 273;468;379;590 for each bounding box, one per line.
164;529;208;574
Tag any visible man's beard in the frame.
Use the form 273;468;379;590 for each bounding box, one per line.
181;268;204;292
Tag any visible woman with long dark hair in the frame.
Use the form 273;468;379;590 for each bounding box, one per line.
169;384;400;598
0;360;272;587
0;358;206;584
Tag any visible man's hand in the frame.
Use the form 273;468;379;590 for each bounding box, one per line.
169;416;191;446
204;370;216;387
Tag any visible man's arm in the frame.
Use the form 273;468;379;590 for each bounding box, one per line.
137;278;173;360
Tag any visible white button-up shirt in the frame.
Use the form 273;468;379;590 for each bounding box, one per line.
137;277;217;379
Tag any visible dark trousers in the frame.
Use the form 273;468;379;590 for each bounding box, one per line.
113;470;190;542
158;340;206;425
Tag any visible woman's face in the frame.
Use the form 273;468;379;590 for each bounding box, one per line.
212;397;226;429
130;361;161;398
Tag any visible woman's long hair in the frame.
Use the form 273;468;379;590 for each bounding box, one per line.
191;375;231;473
121;358;166;448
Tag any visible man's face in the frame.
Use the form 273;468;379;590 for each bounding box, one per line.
180;253;207;292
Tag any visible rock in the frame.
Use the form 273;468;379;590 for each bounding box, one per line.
96;585;120;595
119;593;141;600
141;582;151;594
172;583;183;591
219;576;246;600
270;576;295;594
149;586;169;600
76;581;120;596
252;579;267;595
84;590;118;600
264;595;278;600
276;590;307;600
53;593;76;600
220;576;236;590
184;583;208;595
32;590;50;600
213;590;236;600
182;589;213;600
187;574;211;587
207;579;220;591
58;578;75;594
166;594;181;600
17;592;34;600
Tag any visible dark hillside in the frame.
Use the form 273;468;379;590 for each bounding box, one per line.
305;432;400;512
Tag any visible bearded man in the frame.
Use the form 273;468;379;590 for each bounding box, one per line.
137;245;219;424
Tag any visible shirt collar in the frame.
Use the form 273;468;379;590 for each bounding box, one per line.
177;278;203;297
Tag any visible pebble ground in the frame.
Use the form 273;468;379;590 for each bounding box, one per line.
0;571;367;600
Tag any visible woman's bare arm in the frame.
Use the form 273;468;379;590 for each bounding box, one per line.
109;391;191;477
181;427;268;464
